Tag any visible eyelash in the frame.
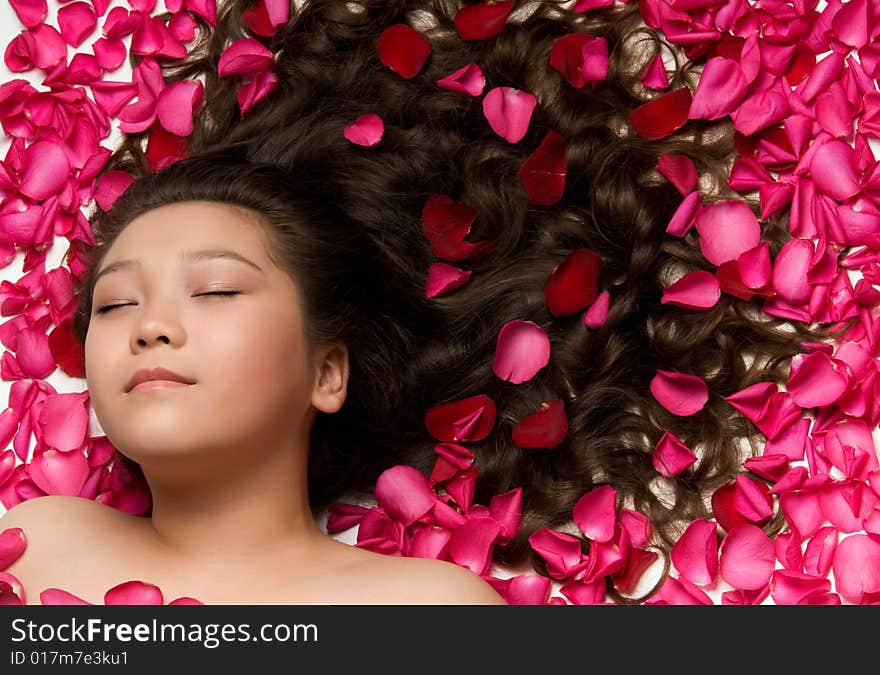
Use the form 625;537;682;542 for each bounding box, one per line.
95;291;242;315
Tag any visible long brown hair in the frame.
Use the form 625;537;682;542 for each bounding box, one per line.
71;0;850;595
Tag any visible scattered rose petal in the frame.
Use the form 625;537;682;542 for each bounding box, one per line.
661;270;720;310
436;63;485;96
492;320;551;384
425;394;496;443
511;399;568;449
719;524;775;590
629;87;692;140
544;249;601;317
425;262;472;298
652;430;697;477
518;129;568;206
549;34;608;90
483;87;537;143
670;518;718;586
343;113;384;147
377;23;431;79
694;200;762;266
453;0;514;41
375;465;435;526
572;485;617;543
650;369;709;416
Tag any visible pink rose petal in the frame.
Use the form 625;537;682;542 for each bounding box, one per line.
583;289;610;328
0;527;26;570
217;38;273;77
694;200;762;266
447;517;501;576
492;320;551;384
435;63;485;96
37;392;88;452
771;569;831;605
671;518;718;586
650;369;709;416
772;238;814;304
343;113;384;147
40;588;92;605
57;1;97;48
803;526;838;578
809;139;861;201
661;270;720;310
652;430;697;477
689;57;748;121
832;534;880;603
482;87;537;143
19;141;71;201
104;580;163;605
425;262;472;298
9;0;47;28
786;351;849;408
374;465;435;526
719;524;775;590
528;527;584;580
156;80;204;136
572;485;617;543
27;450;89;496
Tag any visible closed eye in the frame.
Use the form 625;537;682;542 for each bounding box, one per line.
95;290;242;315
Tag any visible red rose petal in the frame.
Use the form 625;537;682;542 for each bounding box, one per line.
511;399;568;449
518;129;568;206
549;33;608;90
544;249;601;317
483;86;537;143
424;394;497;443
377;23;431;79
453;0;514;41
629;87;692;140
425;262;472;298
656;154;698;196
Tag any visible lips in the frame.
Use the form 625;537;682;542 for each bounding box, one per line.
127;366;195;393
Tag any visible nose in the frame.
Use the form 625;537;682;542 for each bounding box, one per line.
130;302;185;350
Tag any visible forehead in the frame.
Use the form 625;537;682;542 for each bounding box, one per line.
106;200;270;260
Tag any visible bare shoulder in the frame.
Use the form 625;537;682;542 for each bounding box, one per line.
349;551;508;605
0;496;120;603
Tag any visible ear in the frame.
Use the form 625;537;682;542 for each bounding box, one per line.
310;342;349;414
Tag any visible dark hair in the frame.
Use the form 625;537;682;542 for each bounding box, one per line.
70;0;851;599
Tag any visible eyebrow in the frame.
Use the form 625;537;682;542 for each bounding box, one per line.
94;249;264;283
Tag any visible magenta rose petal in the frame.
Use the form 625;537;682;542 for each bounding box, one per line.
770;569;831;605
482;86;537;143
37;392;89;452
237;70;278;116
641;53;669;90
549;33;608;89
734;475;774;523
40;588;92;605
435;62;485;96
737;242;771;290
19;140;71;201
0;527;26;570
409;525;451;560
670;518;718;586
343;113;384;147
377;23;431;79
9;0;47;28
572;485;617;543
492;320;551;384
808;139;861;201
719;524;775;590
832;534;880;603
619;509;652;549
661;270;720;310
505;573;552;605
325;503;370;533
27;449;89;496
650;369;709;416
779;488;825;539
645;575;713;605
57;1;97;48
156;80;203;136
786;351;849;409
583;289;610;328
652;430;697;477
447;517;501;576
104;580;164;605
689;57;749;120
666;190;702;237
489;487;522;544
528;527;584;579
771;238;814;304
217;38;273;77
425;262;472;298
375;465;435;526
802;526;838;578
694;200;762;266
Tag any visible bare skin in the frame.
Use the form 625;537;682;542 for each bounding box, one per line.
0;201;505;605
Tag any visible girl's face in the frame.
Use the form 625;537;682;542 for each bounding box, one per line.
84;200;321;466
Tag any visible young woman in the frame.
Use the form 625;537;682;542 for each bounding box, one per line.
0;0;860;604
